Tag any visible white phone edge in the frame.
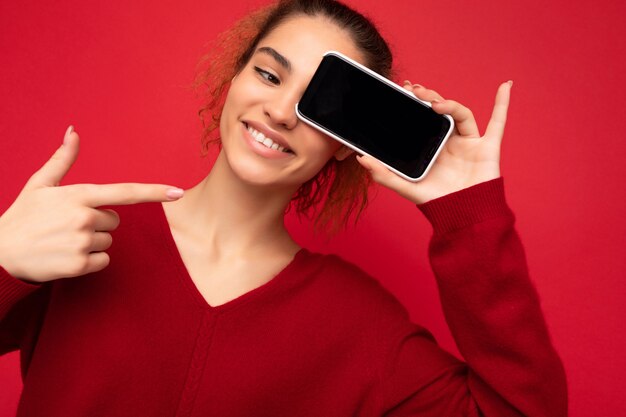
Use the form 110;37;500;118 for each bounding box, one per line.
295;50;455;182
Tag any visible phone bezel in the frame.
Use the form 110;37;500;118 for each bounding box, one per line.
295;50;455;182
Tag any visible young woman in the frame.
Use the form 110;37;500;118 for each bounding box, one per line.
0;0;566;415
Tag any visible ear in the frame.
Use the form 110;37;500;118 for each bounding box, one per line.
333;145;355;161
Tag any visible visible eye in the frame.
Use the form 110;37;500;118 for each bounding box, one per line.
254;66;281;85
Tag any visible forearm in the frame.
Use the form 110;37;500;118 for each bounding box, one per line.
419;178;567;416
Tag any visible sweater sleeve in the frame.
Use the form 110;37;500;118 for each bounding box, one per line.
1;266;50;362
378;178;567;417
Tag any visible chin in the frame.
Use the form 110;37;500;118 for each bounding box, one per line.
226;151;296;189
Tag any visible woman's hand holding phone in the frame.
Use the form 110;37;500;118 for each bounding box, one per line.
0;126;184;283
356;81;512;205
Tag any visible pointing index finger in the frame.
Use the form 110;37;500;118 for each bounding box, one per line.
75;183;184;207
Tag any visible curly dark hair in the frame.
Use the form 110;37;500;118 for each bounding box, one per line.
193;0;394;233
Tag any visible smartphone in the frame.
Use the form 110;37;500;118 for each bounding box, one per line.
296;51;455;182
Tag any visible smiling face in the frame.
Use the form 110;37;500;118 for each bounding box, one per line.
219;15;364;190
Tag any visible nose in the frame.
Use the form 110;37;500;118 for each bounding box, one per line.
263;90;299;130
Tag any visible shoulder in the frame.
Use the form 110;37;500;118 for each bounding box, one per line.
299;250;413;330
294;250;435;365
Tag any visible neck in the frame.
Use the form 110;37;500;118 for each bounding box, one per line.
166;151;300;260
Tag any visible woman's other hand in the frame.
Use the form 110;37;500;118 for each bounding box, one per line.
357;81;512;204
0;126;184;283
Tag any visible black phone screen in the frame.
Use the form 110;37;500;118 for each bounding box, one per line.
297;53;452;180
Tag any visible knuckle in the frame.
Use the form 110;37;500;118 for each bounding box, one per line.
72;183;97;202
67;183;85;195
119;183;135;196
49;151;64;163
130;183;157;202
74;209;96;228
370;171;385;183
64;184;85;201
75;232;93;252
83;183;98;194
113;184;135;204
69;256;91;276
426;88;440;97
447;99;464;111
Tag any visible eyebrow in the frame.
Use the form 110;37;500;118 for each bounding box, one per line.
255;47;292;73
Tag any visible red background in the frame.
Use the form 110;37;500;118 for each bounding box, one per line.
1;0;624;415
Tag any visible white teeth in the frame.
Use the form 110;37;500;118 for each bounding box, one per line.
246;124;290;153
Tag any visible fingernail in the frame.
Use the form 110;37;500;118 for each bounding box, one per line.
413;84;423;89
356;155;372;170
403;80;411;85
507;80;513;87
166;188;184;200
63;125;73;145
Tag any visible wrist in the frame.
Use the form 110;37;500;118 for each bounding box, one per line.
423;169;501;204
417;177;512;235
0;257;38;284
0;224;24;281
0;247;19;281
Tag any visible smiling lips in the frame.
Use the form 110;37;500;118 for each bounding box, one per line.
243;122;294;158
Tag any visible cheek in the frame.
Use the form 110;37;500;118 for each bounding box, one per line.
306;129;342;160
292;133;342;184
219;83;249;139
219;88;236;137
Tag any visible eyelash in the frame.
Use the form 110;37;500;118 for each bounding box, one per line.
254;66;281;85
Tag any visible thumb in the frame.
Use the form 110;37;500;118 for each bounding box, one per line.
25;125;80;189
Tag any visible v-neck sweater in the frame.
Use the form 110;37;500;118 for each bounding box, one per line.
0;178;567;416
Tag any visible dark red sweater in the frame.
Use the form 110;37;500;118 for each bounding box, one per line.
0;178;567;416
